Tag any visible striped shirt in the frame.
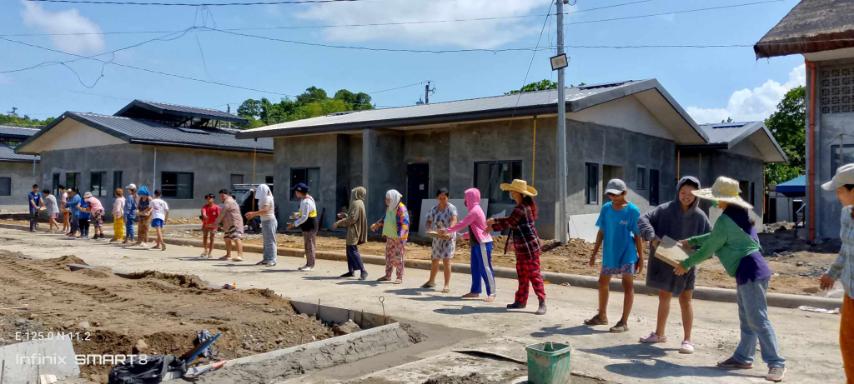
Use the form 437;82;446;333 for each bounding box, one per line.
828;205;854;298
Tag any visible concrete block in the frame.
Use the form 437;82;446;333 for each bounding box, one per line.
0;338;79;384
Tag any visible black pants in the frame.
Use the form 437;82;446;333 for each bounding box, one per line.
29;211;38;231
346;245;366;273
79;218;90;237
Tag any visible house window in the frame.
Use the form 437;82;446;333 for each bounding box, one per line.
161;172;194;199
265;176;274;185
749;182;756;205
649;169;660;206
0;177;10;196
290;168;319;200
831;144;854;174
230;174;244;186
586;163;599;205
52;173;60;195
739;180;750;202
636;167;647;189
474;160;522;203
65;172;79;191
90;171;106;197
819;65;854;114
113;171;123;192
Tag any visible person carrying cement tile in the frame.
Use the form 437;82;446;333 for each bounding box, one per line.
819;163;854;384
486;179;546;315
134;186;153;247
637;176;711;353
335;186;368;280
423;188;457;293
371;189;409;284
42;188;59;233
290;183;318;271
440;188;496;302
215;188;244;262
246;184;277;267
123;184;138;244
675;176;785;382
586;179;644;333
150;189;169;251
65;188;81;238
27;183;42;232
81;191;105;240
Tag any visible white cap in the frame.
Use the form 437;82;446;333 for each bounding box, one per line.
605;179;627;195
822;163;854;191
126;183;137;190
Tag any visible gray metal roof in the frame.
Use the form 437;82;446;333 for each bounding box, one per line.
694;121;788;163
238;79;707;143
115;99;248;124
17;112;271;155
0;145;38;162
0;125;40;138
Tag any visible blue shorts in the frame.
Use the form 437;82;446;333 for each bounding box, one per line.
151;218;164;228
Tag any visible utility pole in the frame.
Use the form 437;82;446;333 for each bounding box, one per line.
424;81;435;104
556;0;568;244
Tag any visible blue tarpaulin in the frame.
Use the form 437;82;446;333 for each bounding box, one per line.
775;175;805;197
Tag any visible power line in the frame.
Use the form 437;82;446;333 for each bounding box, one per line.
0;36;292;97
565;0;787;26
511;0;553;117
3;0;653;37
26;0;362;6
367;81;426;95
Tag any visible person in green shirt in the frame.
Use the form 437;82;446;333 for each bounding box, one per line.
674;176;785;383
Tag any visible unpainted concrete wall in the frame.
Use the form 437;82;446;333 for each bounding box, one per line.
274;135;341;229
680;150;766;217
0;160;40;212
38;143;273;218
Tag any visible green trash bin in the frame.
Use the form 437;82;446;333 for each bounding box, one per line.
526;341;572;384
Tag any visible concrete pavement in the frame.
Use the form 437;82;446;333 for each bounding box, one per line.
0;227;843;383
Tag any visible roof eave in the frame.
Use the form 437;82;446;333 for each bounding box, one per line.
754;31;854;58
128;138;273;154
117;100;249;125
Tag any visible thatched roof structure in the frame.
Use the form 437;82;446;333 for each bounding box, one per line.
754;0;854;58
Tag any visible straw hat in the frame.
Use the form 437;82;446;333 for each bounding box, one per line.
500;179;538;197
692;176;752;210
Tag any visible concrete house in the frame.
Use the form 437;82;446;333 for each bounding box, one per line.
238;79;714;239
755;0;854;240
16;100;274;218
678;121;788;218
0;125;41;212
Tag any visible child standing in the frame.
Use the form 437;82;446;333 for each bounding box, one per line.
65;189;81;238
134;186;152;246
335;186;368;280
586;179;644;333
150;190;169;251
371;189;409;284
28;184;42;232
42;189;59;233
112;188;125;243
820;163;854;384
200;193;220;258
81;192;105;240
124;184;138;244
440;188;496;302
78;193;91;239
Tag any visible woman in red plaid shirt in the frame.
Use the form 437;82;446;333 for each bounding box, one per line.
486;179;546;315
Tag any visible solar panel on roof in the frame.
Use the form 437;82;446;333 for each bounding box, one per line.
713;123;746;128
178;127;209;135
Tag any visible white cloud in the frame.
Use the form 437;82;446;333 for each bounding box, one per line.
296;0;547;48
21;1;104;55
687;64;806;124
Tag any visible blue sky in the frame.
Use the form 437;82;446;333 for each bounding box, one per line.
0;0;805;124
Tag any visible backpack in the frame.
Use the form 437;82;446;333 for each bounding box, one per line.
108;355;185;384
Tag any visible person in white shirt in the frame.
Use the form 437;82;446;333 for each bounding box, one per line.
42;189;59;233
288;183;317;271
246;184;277;267
149;189;170;251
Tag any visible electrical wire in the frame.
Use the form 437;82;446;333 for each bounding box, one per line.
367;81;425;95
565;0;787;26
0;36;292;96
26;0;362;6
511;0;554;115
3;0;652;36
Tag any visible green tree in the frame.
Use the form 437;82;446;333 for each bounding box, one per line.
506;79;558;95
765;86;806;186
236;86;373;128
0;109;53;128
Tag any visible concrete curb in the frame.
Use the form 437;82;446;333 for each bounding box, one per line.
0;222;842;310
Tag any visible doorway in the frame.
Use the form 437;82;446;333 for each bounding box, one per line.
406;163;429;233
649;169;660;205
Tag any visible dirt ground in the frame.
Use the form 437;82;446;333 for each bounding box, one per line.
0;251;333;383
160;223;842;297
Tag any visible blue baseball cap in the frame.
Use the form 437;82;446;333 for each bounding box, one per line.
292;183;309;193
